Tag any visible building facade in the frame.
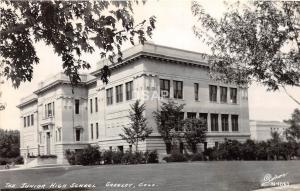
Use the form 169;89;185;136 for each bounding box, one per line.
18;43;250;164
250;120;289;141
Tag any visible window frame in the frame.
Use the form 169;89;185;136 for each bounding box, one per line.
230;88;237;104
221;114;229;131
116;84;123;103
106;88;113;105
211;113;219;131
75;99;80;114
173;80;183;99
232;115;239;131
194;83;199;101
125;81;133;100
160;79;170;98
209;85;218;102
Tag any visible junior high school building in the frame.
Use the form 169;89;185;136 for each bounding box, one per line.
17;43;250;164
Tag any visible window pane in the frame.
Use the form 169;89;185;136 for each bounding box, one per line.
230;88;237;103
209;85;217;102
126;81;133;100
194;83;199;101
211;114;219;131
95;97;98;112
90;99;93;113
220;87;227;103
221;114;229;131
31;114;34;126
75;99;80;114
91;124;94;139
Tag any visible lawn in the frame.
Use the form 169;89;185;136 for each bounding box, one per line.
0;161;300;191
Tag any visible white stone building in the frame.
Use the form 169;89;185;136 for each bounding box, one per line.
250;120;289;141
18;43;250;164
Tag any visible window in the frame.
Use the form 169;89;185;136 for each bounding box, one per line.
187;112;197;119
211;114;219;131
199;113;208;128
75;99;80;114
173;80;183;99
24;117;26;128
47;103;52;117
52;102;55;117
126;81;133;100
221;114;229;131
58;129;61;142
90;99;93;113
96;123;99;139
95;97;98;112
91;124;94;139
76;129;81;141
194;83;199;101
27;116;30;127
215;142;219;148
116;84;123;103
232;115;239;131
220;86;227;103
45;105;47;118
160;79;170;98
175;112;184;131
230;88;237;103
31;114;34;126
106;88;113;105
209;85;217;102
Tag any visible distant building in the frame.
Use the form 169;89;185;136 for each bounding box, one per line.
250;120;289;141
18;43;250;164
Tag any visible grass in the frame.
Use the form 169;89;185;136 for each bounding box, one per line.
0;161;300;191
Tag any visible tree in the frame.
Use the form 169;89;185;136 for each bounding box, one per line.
119;100;152;152
241;139;257;160
0;129;20;158
153;101;185;153
183;118;207;153
284;108;300;141
192;1;300;104
0;1;156;88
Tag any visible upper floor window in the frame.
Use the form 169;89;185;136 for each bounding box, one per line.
116;84;123;103
126;81;133;100
31;114;34;126
173;80;183;99
75;99;80;114
220;86;227;103
160;79;170;98
230;88;237;104
45;102;54;118
24;117;26;128
211;114;219;131
90;99;93;113
232;115;239;131
209;85;217;102
106;88;113;105
221;114;229;131
95;97;98;112
27;116;30;127
194;83;199;101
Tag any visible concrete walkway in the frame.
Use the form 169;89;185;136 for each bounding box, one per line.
254;184;300;191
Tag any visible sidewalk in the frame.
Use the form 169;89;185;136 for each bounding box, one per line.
0;164;73;172
254;184;300;191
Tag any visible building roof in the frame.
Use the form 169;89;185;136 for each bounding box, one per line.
250;120;290;128
91;42;210;76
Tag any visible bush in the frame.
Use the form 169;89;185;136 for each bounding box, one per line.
39;155;57;159
145;150;159;163
14;156;24;164
102;150;113;164
112;151;123;164
163;152;187;162
65;146;101;165
190;153;204;161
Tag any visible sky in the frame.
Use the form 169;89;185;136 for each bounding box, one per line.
0;0;299;130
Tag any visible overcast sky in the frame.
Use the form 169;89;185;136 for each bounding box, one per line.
0;0;299;130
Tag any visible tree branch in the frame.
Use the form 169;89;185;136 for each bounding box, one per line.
281;85;300;105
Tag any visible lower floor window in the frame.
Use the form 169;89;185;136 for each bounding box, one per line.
75;129;81;141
